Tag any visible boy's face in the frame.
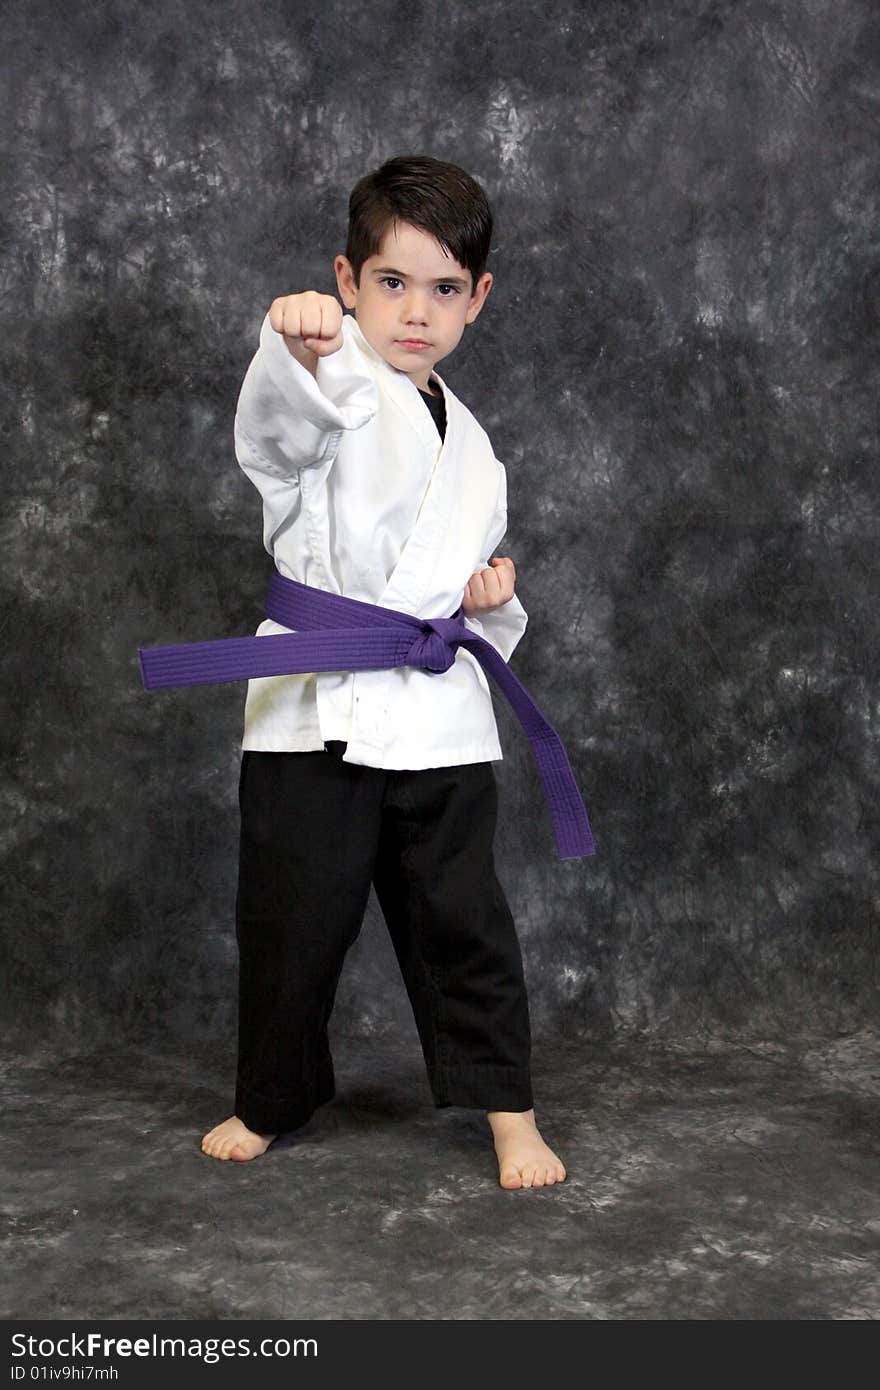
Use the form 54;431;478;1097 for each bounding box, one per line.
334;221;492;393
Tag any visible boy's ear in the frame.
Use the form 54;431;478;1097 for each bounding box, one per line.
334;254;357;309
466;271;493;324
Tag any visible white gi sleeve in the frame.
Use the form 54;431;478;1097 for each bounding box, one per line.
234;310;378;481
461;462;529;664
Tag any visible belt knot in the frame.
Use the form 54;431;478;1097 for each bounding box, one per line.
406;615;464;674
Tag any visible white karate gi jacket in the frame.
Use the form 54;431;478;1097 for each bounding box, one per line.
233;310;528;769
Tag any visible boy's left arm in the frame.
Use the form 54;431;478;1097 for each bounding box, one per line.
460;463;528;663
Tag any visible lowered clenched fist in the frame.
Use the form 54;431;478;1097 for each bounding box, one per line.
269;291;344;358
461;556;516;615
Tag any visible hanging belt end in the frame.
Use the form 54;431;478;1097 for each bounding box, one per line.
138;647;160;691
555;813;597;861
559;841;597;862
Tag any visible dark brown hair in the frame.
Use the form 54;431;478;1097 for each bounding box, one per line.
345;154;494;296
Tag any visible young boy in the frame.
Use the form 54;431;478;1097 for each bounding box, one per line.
200;155;567;1189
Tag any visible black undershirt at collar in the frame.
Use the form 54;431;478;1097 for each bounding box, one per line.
417;382;446;442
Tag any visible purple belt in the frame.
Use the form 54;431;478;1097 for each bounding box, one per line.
138;571;596;861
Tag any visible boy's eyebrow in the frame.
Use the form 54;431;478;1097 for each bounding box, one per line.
372;265;470;288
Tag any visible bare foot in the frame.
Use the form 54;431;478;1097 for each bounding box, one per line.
201;1115;277;1162
486;1107;567;1190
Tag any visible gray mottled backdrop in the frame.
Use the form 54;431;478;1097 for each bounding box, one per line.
2;0;877;1056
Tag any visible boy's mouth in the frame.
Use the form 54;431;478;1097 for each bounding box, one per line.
396;338;431;349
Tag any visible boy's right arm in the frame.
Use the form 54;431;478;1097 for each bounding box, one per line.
234;291;377;481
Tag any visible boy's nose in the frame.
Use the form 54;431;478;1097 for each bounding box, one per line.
402;294;430;321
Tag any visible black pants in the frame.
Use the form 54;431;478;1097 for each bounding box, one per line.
234;740;534;1133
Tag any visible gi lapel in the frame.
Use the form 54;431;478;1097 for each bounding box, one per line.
345;316;461;616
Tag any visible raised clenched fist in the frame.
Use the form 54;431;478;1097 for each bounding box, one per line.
268;291;344;358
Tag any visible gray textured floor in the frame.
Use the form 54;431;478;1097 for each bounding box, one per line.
4;1030;879;1320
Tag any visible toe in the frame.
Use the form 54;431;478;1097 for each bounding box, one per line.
231;1136;267;1161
